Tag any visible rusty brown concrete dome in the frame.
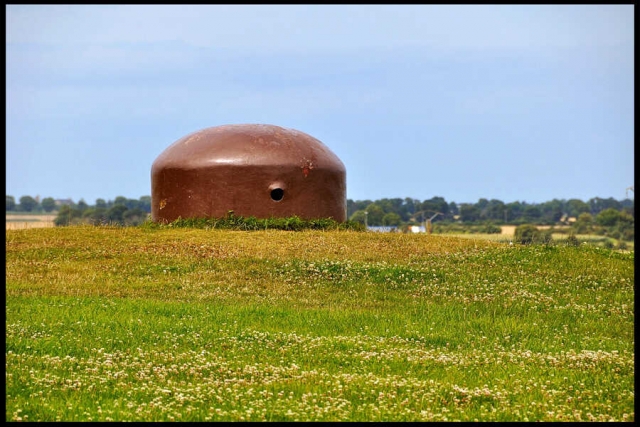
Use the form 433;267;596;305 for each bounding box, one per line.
151;124;347;223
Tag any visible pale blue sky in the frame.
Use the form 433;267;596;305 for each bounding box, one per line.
6;5;634;205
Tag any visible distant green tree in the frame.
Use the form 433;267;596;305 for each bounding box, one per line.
95;198;107;209
54;206;72;226
618;211;634;224
106;205;128;224
603;210;634;242
382;212;402;226
346;199;357;218
82;208;108;225
352;200;373;215
448;202;459;216
572;212;594;234
77;199;89;212
6;195;16;211
19;195;38;212
420;197;449;217
400;198;420;220
514;224;541;245
588;197;621;215
595;208;621;227
113;196;128;206
505;201;524;223
138;196;152;213
347;199;373;218
522;205;542;222
476;198;490;212
482;199;506;221
481;223;502;234
620;198;634;218
459;204;480;222
82;208;96;222
565;199;590;218
619;223;634;241
123;208;148;226
54;205;82;226
124;198;140;210
540;199;564;223
376;198;402;216
364;203;385;226
41;197;56;212
349;210;367;225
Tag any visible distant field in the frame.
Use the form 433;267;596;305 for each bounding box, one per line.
500;225;517;235
5;214;56;230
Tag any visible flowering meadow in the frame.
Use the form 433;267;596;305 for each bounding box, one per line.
5;226;634;421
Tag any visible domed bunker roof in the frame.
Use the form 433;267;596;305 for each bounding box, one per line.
151;124;347;223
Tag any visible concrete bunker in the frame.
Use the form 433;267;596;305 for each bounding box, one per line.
151;124;347;223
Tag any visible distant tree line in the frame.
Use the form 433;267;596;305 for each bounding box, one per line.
347;196;634;241
347;196;633;225
5;195;151;227
6;194;634;240
6;195;59;213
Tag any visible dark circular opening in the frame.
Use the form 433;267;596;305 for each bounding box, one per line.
270;188;284;201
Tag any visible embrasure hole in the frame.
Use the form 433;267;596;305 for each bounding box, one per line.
270;188;284;201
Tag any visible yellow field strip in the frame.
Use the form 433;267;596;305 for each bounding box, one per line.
5;214;56;230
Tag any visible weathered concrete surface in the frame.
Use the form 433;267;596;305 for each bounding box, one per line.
151;124;347;223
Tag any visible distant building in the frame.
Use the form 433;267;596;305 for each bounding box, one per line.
408;225;426;233
367;226;399;233
54;198;74;206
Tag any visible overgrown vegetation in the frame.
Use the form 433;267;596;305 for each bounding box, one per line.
143;213;366;232
6;226;634;421
513;224;553;245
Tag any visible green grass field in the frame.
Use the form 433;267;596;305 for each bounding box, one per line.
5;226;634;421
